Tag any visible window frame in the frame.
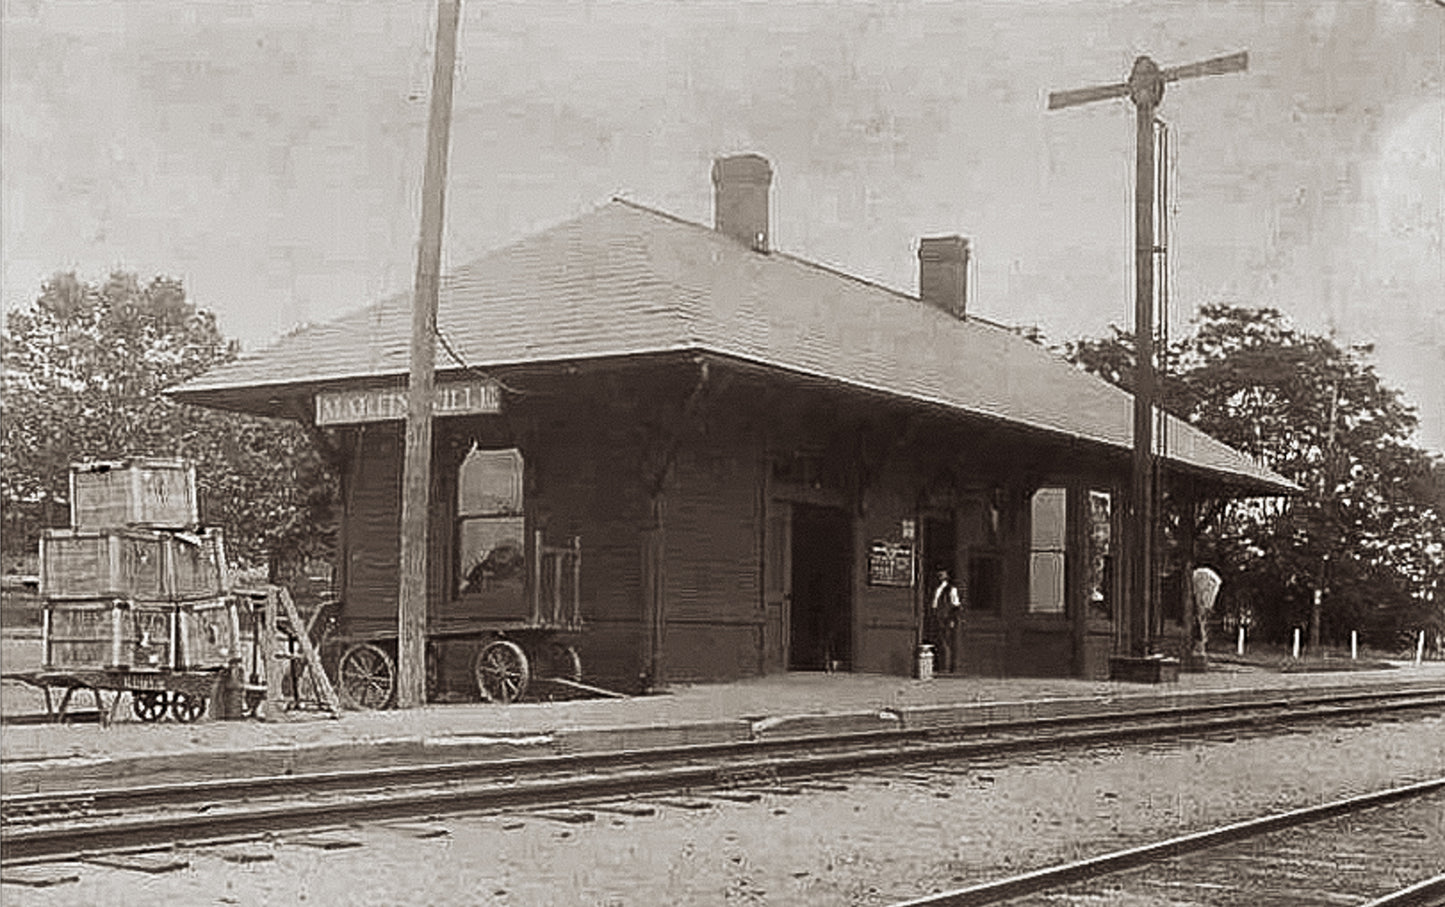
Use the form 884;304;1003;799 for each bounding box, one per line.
454;446;527;600
1027;485;1068;615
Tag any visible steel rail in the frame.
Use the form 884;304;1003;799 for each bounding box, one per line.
4;687;1443;863
6;685;1442;817
888;778;1445;907
1357;873;1445;907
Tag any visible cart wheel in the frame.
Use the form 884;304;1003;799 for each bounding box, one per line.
475;640;530;703
171;692;207;723
132;691;168;723
338;642;396;710
548;643;582;683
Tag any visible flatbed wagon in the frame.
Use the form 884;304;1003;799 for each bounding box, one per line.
322;532;583;707
3;666;221;725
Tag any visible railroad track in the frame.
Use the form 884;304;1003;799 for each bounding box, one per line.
891;778;1445;906
3;684;1443;864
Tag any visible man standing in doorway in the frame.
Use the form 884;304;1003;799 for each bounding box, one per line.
928;568;962;673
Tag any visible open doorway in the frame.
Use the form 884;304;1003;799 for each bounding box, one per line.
921;514;957;672
921;514;957;587
789;503;853;671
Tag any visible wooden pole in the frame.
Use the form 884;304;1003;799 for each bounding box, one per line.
1311;381;1339;652
1127;60;1162;659
1048;52;1248;670
398;0;461;709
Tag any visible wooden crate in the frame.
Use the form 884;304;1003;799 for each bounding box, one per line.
167;529;229;600
43;600;176;670
70;458;198;530
40;529;168;601
40;528;226;601
177;597;240;669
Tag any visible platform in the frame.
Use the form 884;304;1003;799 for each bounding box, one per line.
3;656;1443;797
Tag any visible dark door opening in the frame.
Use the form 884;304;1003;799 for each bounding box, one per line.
921;514;958;672
921;515;957;585
789;503;853;671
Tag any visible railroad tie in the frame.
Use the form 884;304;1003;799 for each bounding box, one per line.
289;832;364;851
1;866;82;888
83;852;190;874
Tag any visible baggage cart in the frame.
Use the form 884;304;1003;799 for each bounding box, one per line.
324;532;583;707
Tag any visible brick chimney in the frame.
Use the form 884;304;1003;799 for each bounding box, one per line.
711;154;773;251
918;235;970;319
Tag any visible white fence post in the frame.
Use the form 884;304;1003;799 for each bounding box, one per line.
1350;630;1358;661
1237;624;1246;657
1292;627;1301;660
1416;630;1426;667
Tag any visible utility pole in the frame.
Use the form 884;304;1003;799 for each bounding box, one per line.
1311;379;1339;652
1048;50;1247;660
398;0;461;709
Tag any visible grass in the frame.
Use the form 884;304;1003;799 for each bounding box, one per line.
1205;640;1401;673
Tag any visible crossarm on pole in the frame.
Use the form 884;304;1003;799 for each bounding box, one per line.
1047;81;1130;110
1162;50;1248;83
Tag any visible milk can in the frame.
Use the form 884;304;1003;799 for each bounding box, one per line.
915;644;935;681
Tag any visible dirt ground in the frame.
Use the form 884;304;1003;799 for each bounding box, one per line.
5;712;1442;906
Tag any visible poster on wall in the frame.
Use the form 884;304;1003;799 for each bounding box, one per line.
868;540;915;587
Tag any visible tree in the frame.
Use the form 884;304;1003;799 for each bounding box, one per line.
1062;304;1444;651
1;271;335;577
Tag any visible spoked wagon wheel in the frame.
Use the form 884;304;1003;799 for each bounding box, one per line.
170;691;207;723
546;643;582;683
132;691;168;722
338;642;396;710
475;640;530;703
538;642;582;702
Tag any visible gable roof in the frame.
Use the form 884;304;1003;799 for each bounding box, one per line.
174;199;1295;495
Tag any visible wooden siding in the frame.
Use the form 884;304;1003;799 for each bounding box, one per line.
661;434;764;683
664;443;762;626
532;426;651;689
855;463;917;675
325;361;1129;692
344;425;401;636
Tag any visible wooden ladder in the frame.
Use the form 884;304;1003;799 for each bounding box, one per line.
238;585;341;718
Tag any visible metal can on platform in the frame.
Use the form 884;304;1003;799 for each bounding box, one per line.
915;644;935;681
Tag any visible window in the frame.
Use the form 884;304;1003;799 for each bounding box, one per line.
1087;490;1113;620
1028;486;1066;614
456;447;525;597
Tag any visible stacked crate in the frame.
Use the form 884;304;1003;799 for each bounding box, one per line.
39;458;237;671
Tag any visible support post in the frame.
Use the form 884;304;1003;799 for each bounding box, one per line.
1127;86;1159;659
397;0;461;709
261;589;288;720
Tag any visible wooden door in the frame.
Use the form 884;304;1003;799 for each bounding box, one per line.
761;500;790;673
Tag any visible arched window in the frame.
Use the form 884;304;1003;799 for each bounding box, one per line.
456;447;525;597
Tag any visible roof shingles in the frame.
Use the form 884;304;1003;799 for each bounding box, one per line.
175;199;1292;493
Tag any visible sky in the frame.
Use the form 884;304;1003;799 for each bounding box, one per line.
3;0;1442;453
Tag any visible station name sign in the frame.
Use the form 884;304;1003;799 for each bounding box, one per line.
315;379;502;426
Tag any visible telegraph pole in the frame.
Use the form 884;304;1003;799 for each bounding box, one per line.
1311;379;1339;652
398;0;461;708
1048;50;1248;660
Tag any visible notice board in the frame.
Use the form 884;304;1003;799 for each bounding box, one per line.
868;540;914;587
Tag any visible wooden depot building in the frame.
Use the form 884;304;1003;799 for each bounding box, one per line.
174;154;1294;695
